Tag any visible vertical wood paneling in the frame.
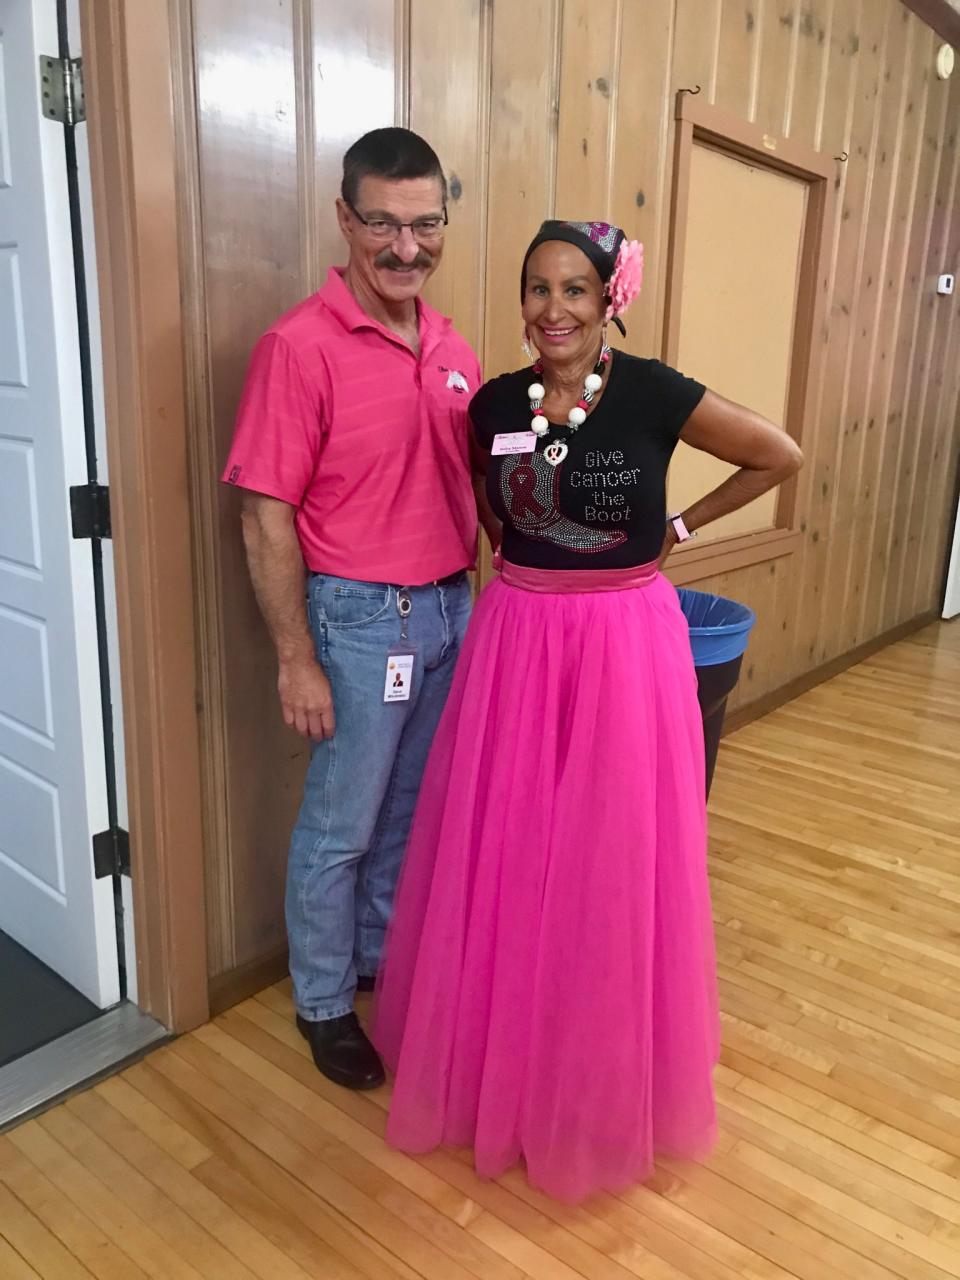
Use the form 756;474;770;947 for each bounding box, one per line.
482;0;561;385
859;19;937;641
855;12;926;640
839;7;926;650
714;0;759;122
876;72;954;631
172;0;231;978
732;561;787;706
789;0;833;146
194;0;304;974
554;0;622;213
309;0;399;283
759;0;837;694
186;0;960;987
790;2;863;671
908;82;960;616
672;0;723;101
293;0;316;294
814;3;891;662
776;4;849;689
753;0;799;135
609;0;675;360
894;124;952;620
410;1;490;352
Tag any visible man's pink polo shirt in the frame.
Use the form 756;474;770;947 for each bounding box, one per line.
222;267;480;585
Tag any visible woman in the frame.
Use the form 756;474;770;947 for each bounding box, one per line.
371;219;802;1202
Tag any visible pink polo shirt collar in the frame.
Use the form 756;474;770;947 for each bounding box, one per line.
321;267;450;361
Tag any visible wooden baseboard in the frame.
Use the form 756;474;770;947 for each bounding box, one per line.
208;948;289;1017
722;610;939;737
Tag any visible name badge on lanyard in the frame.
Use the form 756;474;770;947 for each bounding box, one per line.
384;653;414;702
385;587;414;702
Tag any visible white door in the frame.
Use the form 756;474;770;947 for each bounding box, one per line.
0;0;120;1007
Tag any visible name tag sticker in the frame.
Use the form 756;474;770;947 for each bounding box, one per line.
492;431;537;456
384;653;414;702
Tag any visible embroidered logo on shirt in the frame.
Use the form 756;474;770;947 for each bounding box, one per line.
227;465;242;484
443;369;470;394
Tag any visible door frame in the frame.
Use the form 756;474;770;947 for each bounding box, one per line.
78;0;208;1031
662;92;835;585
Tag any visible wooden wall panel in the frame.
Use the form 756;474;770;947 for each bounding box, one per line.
829;2;911;650
875;71;953;631
481;1;562;396
908;79;960;615
808;4;888;664
410;0;489;351
306;0;401;288
868;18;951;627
673;0;723;101
554;0;621;212
789;0;833;146
753;0;801;136
790;1;865;671
714;1;758;122
859;23;937;642
183;0;960;985
609;0;675;360
192;0;307;975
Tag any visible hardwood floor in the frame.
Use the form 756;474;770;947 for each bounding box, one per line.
1;621;958;1279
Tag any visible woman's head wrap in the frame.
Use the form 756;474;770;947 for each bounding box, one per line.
520;220;644;335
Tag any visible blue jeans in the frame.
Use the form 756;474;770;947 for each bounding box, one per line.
286;571;471;1022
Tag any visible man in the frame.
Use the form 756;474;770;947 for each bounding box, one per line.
223;129;481;1089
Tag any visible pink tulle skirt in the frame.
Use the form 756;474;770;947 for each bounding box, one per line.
371;566;719;1202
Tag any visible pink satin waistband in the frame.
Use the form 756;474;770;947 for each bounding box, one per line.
498;556;660;594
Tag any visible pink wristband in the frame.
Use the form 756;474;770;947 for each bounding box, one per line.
668;513;696;543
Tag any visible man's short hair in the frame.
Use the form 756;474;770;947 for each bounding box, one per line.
341;128;447;206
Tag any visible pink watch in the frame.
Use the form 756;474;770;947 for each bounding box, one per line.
668;513;696;543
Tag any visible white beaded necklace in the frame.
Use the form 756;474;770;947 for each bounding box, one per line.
527;345;612;467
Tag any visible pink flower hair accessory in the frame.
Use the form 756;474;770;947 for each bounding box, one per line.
605;239;644;321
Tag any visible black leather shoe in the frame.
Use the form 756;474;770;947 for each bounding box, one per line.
296;1012;385;1090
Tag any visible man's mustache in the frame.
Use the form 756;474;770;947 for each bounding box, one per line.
375;250;433;271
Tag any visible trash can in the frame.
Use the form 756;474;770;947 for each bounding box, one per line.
676;589;756;799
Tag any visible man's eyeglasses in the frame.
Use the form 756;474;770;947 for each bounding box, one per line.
345;200;448;244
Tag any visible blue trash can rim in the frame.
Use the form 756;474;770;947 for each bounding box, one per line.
675;588;755;633
676;588;756;666
686;604;756;635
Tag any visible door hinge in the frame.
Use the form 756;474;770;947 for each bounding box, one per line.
70;483;111;540
39;54;86;126
93;826;130;879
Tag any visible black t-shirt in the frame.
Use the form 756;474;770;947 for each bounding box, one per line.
470;351;706;570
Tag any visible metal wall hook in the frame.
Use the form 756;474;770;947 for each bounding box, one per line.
835;150;848;162
679;84;702;96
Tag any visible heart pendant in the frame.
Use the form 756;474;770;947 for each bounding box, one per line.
544;440;568;467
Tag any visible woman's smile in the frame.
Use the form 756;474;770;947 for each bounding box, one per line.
537;322;580;344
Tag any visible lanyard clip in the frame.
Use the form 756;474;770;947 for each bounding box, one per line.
397;587;412;642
